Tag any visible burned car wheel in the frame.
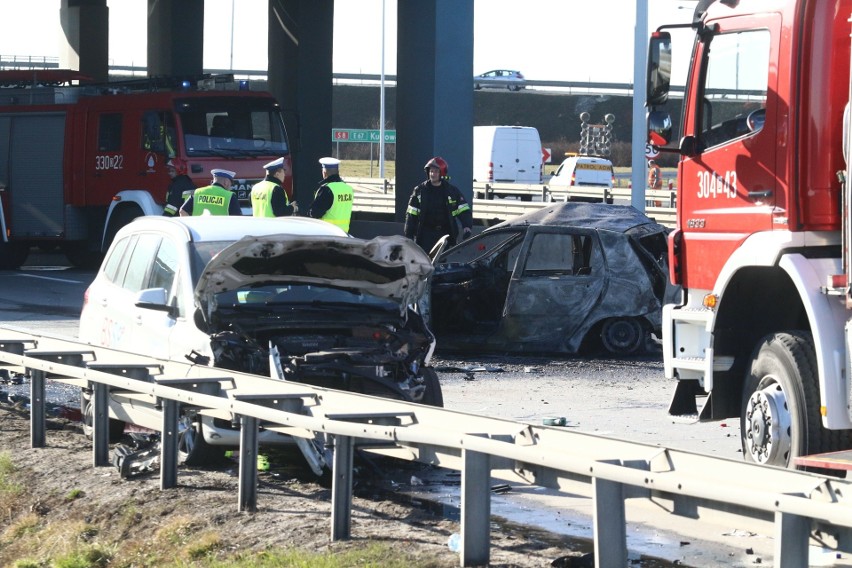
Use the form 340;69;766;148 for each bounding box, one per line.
80;390;126;443
178;416;224;466
420;367;444;407
600;317;645;356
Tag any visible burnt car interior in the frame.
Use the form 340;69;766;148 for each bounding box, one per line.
426;203;677;355
431;229;598;336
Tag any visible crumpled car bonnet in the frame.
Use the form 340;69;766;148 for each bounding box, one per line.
195;234;434;315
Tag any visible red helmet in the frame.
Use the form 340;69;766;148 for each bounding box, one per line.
424;156;448;178
167;158;187;176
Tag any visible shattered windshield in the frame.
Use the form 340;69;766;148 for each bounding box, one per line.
175;96;289;158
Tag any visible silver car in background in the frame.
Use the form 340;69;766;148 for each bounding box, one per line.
474;69;526;91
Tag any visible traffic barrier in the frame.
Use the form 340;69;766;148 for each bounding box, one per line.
351;181;678;228
1;327;851;567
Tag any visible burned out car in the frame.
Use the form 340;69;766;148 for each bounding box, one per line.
78;216;440;464
426;202;679;355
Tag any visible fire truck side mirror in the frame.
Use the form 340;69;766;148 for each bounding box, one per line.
647;31;672;107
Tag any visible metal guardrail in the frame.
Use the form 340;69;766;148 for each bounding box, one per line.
348;178;678;228
1;327;852;567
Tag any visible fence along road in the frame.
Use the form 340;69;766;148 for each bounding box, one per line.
347;178;677;229
1;326;851;567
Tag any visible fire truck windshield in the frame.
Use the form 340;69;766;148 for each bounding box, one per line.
175;96;289;158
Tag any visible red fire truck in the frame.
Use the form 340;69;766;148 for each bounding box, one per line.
646;0;852;470
0;70;292;268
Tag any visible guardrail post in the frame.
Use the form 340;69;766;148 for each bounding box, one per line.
593;476;627;567
29;369;46;448
460;448;490;567
160;399;178;489
238;415;259;512
331;435;355;541
92;382;110;467
541;185;549;202
383;179;389;194
774;511;810;567
485;183;492;200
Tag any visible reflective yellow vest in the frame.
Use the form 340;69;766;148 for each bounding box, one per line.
318;181;354;232
192;184;232;216
251;180;287;217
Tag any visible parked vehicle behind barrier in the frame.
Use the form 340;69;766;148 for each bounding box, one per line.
473;125;543;185
549;155;615;204
424;202;680;356
78;215;441;466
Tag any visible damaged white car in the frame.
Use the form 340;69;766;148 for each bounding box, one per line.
78;216;441;465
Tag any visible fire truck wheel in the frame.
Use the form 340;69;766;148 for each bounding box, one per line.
104;206;143;252
177;415;224;466
419;367;444;408
740;331;829;469
80;389;126;443
600;317;645;356
0;242;29;269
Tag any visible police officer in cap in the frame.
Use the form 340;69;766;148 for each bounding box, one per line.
251;157;298;217
308;157;354;232
179;169;242;216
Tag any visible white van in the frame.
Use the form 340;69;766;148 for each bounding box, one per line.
548;154;615;203
473;126;542;183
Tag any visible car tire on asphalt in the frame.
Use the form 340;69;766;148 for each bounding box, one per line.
420;367;444;407
80;389;126;443
600;317;645;356
178;416;225;466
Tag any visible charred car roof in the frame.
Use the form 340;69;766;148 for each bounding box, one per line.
491;202;667;235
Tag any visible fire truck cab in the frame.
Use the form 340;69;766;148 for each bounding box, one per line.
646;0;852;471
0;71;292;268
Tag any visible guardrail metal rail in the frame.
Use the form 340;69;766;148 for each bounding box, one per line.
350;180;677;229
2;326;850;568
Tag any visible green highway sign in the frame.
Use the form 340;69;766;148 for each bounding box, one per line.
332;129;396;143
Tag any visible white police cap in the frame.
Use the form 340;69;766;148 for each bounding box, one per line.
211;168;236;180
264;157;285;171
319;157;340;168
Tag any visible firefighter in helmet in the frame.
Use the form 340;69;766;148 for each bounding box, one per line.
308;157;354;232
404;156;473;254
179;169;242;216
163;158;196;217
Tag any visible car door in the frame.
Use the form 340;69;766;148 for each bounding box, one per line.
502;227;606;350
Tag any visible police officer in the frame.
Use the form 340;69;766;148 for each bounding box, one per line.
308;157;354;232
179;169;242;216
163;158;196;217
404;156;473;253
251;157;298;217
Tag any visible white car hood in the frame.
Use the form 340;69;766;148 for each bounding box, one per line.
195;234;433;315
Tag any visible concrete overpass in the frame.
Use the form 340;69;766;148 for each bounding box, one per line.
57;0;474;220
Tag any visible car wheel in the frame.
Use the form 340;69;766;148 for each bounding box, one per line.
0;242;29;269
508;84;520;92
80;389;126;443
63;241;103;269
419;367;444;407
600;317;645;355
178;415;224;466
740;332;851;470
